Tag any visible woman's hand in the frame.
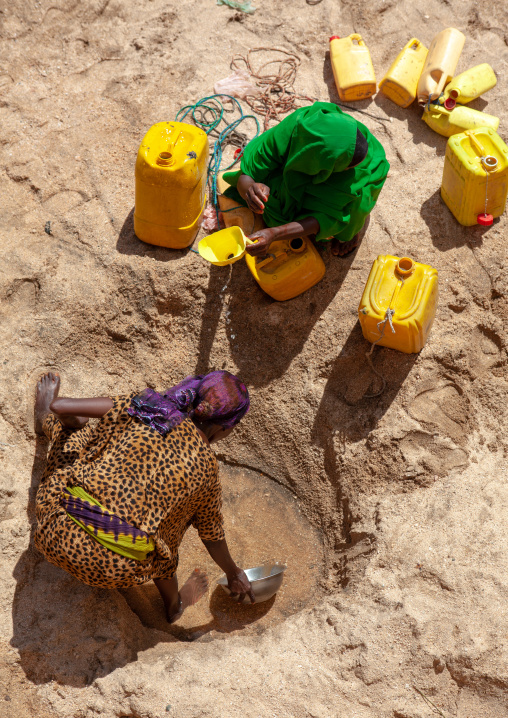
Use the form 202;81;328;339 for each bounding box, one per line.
237;175;271;214
246;227;279;257
227;567;255;604
244;182;270;214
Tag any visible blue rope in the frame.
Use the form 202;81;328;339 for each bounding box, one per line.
175;95;260;222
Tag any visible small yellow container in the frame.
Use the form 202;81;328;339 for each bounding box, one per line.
359;255;439;354
198;226;255;266
245;237;325;301
134;121;209;248
379;38;428;108
329;34;376;101
422;103;500;138
441;127;508;226
443;63;497;104
417;27;465;104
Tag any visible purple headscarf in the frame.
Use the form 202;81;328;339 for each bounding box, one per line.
127;371;250;436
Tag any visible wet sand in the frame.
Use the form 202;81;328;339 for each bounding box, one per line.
120;463;324;640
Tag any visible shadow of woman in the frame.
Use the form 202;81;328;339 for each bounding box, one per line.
220;249;357;387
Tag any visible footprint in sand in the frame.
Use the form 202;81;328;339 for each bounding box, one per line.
469;325;504;374
408;379;470;446
399;430;468;477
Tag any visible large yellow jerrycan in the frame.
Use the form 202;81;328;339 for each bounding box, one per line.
441;127;508;226
329;34;376;101
443;63;497;104
245;236;325;301
359;256;438;354
422;103;499;138
417;27;465;104
134;121;209;248
379;38;428;108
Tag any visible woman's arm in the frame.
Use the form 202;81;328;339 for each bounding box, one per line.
246;216;320;257
202;538;255;603
50;397;114;418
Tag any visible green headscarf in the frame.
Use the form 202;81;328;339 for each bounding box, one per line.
223;101;389;243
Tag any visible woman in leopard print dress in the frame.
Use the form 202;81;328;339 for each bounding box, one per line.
34;370;254;623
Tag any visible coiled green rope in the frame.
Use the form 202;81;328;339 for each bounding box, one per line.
175;94;260;221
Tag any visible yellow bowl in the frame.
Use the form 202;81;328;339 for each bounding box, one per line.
198;226;254;266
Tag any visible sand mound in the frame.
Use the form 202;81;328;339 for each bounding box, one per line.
1;0;507;716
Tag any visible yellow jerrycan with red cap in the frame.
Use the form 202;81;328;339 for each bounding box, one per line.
379;38;428;108
422;102;499;138
358;255;439;354
443;63;497;104
329;34;376;101
134;121;209;248
441;127;508;226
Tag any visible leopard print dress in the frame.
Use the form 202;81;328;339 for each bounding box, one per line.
34;394;225;588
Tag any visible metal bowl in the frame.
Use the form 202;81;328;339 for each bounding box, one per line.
218;563;287;604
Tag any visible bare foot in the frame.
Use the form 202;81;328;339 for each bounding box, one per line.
169;569;209;623
331;233;361;257
59;415;89;430
180;569;209;610
331;215;371;257
35;372;60;435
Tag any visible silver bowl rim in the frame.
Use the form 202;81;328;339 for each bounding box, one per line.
217;563;287;586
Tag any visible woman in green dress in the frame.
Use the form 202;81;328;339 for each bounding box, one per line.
223;101;389;257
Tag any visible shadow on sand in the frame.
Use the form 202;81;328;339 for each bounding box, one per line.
194;246;359;387
116;207;192;262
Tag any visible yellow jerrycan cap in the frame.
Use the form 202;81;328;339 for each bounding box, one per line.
198;226;256;266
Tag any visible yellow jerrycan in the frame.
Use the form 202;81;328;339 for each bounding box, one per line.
329;34;376;101
441;127;508;226
134;121;208;248
443;63;497;104
245;236;325;301
358;256;438;354
422;103;499;138
379;38;428;108
417;27;465;104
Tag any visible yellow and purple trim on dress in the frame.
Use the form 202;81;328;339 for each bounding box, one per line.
61;486;155;561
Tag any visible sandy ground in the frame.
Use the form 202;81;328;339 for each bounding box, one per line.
1;0;508;716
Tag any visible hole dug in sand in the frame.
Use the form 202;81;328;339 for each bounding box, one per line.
120;464;324;641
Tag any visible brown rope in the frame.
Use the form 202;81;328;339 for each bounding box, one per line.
231;47;314;130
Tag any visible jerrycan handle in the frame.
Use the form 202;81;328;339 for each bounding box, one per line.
349;33;365;46
465;131;487;158
256;253;278;268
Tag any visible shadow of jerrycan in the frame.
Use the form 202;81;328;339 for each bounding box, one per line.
358;255;439;354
